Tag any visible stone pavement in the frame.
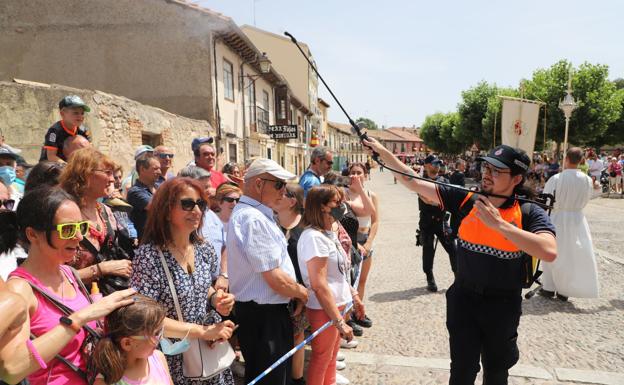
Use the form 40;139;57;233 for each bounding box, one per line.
335;168;624;385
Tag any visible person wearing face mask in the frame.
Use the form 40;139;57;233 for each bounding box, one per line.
227;158;309;385
297;185;365;385
0;147;22;207
417;155;456;292
131;177;236;385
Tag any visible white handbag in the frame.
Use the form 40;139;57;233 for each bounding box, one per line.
157;248;236;379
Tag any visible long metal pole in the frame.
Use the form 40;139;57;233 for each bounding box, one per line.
563;116;570;155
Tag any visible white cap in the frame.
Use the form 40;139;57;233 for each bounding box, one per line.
244;158;296;182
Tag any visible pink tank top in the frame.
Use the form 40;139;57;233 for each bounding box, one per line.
9;265;97;385
113;352;170;385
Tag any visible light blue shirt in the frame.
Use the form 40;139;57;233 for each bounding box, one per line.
227;195;296;304
201;209;225;279
299;169;321;197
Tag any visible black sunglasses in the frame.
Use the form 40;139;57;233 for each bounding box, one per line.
260;178;287;190
222;196;240;203
179;198;207;212
158;153;174;159
0;199;15;211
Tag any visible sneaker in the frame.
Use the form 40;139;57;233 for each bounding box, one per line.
336;360;346;370
336;351;346;361
340;339;359;349
335;373;350;385
346;320;363;337
354;314;373;328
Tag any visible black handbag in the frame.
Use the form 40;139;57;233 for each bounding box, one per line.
80;207;130;296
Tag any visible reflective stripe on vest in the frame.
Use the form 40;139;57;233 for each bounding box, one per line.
458;192;524;260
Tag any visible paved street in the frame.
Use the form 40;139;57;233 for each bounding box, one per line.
337;168;624;385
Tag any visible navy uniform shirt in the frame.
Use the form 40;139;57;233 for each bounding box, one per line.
40;121;90;161
437;184;555;290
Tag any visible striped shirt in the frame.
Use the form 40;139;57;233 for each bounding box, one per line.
227;195;296;304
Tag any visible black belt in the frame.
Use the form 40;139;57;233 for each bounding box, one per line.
456;278;521;298
236;300;289;309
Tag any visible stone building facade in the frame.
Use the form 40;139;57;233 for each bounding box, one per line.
0;80;213;173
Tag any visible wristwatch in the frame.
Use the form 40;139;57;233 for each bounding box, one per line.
218;273;229;279
59;316;81;334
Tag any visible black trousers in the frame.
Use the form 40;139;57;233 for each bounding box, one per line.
235;301;293;385
420;222;457;274
446;283;522;385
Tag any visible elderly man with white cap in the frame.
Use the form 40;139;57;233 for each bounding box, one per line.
227;158;309;385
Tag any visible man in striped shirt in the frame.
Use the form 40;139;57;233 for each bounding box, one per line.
228;158;309;385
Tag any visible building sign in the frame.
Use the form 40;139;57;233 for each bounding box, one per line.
267;124;298;139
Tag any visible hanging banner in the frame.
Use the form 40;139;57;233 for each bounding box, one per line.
501;98;541;157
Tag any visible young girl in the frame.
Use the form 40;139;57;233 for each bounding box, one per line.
92;295;173;385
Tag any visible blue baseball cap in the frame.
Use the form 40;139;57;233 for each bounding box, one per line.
191;137;214;152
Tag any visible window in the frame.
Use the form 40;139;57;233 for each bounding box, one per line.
223;59;234;101
247;79;256;127
262;90;269;110
228;143;237;163
279;100;287;120
142;133;161;148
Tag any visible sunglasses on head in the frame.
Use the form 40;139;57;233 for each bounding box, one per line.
158;153;174;159
180;198;207;212
260;178;287;190
0;199;15;211
222;196;240;203
55;221;90;240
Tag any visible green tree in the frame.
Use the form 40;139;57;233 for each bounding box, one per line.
420;112;464;154
456;81;498;149
355;117;378;130
523;60;621;152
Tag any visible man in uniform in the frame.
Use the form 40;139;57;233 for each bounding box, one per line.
40;95;91;162
364;138;556;385
418;155;456;292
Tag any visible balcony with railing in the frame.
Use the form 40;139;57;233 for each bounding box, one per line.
250;105;270;134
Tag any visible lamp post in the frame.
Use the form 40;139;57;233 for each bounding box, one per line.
241;52;272;160
558;71;577;155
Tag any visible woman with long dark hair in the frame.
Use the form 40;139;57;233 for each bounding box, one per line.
131;177;236;385
1;187;136;385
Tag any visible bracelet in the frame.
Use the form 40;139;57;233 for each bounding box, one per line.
96;263;103;278
90;265;98;279
208;291;217;309
26;340;47;370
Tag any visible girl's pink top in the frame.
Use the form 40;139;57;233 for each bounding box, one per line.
114;352;170;385
9;265;97;385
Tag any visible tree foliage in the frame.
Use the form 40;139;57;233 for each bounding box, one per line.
355;117;378;130
419;60;622;154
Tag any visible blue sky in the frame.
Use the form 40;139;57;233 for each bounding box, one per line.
197;0;622;128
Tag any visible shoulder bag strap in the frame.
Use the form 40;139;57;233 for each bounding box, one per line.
156;247;185;323
79;237;103;263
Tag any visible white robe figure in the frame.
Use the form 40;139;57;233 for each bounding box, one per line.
541;169;599;298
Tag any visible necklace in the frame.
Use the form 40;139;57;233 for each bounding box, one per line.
169;243;194;274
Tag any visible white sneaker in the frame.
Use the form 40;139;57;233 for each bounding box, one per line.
336;360;346;370
336;351;346;361
340;339;359;349
335;373;350;385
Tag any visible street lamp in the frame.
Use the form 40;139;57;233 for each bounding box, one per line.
559;71;578;154
241;52;272;159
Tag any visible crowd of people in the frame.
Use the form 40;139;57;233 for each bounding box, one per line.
0;93;613;385
0;96;381;385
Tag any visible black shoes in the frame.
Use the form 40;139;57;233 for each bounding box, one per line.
291;377;306;385
556;293;569;302
426;273;438;292
354;314;373;328
347;319;364;336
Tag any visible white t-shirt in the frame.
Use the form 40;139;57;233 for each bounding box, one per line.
297;228;352;310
